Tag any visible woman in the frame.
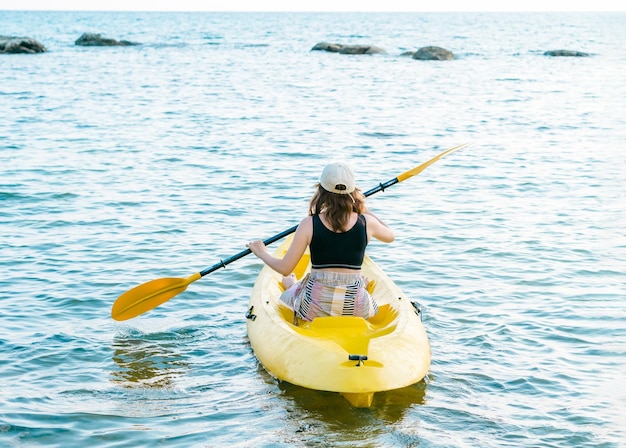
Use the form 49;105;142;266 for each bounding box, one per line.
247;162;395;323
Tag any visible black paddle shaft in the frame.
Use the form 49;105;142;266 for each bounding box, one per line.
198;177;399;277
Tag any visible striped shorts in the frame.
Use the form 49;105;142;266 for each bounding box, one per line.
279;270;378;322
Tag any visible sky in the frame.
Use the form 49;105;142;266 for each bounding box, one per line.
1;0;625;12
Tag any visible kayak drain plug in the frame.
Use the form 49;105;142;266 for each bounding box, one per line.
349;354;368;366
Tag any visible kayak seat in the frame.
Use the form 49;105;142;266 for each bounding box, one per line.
305;309;397;355
277;303;398;356
367;303;397;326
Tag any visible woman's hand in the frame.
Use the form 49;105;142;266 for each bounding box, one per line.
245;217;312;276
246;240;267;258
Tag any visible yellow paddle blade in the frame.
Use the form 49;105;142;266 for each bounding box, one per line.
111;272;201;321
397;142;470;183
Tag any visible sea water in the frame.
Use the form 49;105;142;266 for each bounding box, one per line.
1;10;625;447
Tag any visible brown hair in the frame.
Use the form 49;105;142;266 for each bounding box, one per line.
309;184;364;232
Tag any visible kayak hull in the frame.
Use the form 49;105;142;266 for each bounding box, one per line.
246;235;431;407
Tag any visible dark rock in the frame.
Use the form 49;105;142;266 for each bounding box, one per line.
311;42;343;52
75;33;139;46
311;42;386;55
544;49;589;57
339;45;386;55
0;36;47;54
412;46;454;61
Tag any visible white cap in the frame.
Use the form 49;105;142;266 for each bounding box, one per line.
319;162;355;194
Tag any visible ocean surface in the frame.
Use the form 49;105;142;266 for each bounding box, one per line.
1;10;625;447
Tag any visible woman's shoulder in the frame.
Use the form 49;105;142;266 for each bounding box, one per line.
361;213;381;230
299;215;314;229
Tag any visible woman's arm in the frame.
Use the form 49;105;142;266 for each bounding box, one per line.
353;190;394;243
246;216;313;276
362;206;395;243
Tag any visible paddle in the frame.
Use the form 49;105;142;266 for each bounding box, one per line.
111;142;469;321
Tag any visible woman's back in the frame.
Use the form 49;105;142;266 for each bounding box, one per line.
310;214;367;271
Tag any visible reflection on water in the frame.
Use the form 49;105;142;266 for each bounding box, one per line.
110;332;190;389
262;365;429;445
278;379;427;420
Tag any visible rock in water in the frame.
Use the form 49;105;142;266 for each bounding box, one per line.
0;36;47;54
75;33;139;46
412;46;454;60
311;42;386;54
544;50;590;57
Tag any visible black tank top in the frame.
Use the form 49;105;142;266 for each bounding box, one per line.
310;214;367;270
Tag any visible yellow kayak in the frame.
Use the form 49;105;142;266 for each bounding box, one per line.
246;235;431;407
